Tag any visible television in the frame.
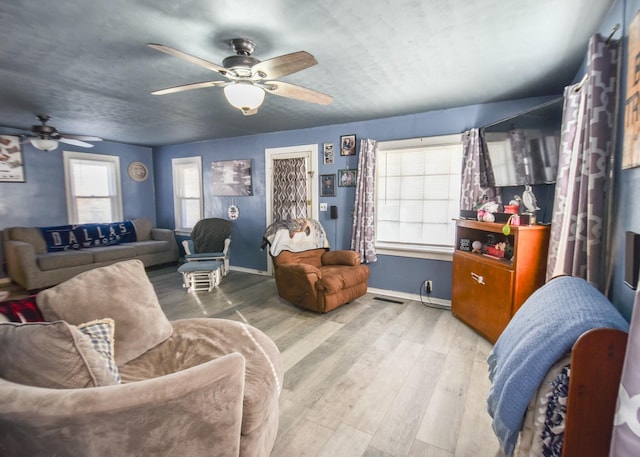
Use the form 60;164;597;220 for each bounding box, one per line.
483;98;563;187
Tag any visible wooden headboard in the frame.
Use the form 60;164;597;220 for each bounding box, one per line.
562;327;628;457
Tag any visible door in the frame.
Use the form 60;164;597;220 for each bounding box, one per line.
265;144;319;275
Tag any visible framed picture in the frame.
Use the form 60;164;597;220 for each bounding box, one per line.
338;169;357;187
624;10;640;169
0;135;25;183
340;134;356;156
323;142;334;165
212;159;253;196
320;174;336;197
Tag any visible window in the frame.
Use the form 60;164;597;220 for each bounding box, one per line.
375;134;462;259
64;151;122;224
172;157;203;233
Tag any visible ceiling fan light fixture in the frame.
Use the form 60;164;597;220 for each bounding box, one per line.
30;138;58;151
224;83;265;112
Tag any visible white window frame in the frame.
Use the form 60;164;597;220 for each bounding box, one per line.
375;134;462;261
63;151;123;224
172;156;203;235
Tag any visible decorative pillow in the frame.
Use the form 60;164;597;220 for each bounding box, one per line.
0;320;119;388
131;218;152;241
8;227;48;254
77;318;121;383
36;259;173;366
0;295;44;323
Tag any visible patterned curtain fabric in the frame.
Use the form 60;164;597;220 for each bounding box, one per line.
546;34;619;291
459;128;501;210
350;139;377;263
272;157;307;222
507;129;529;185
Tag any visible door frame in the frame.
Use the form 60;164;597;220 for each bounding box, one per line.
264;144;319;275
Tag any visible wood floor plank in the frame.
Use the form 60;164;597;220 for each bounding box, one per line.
316;423;372;457
369;348;446;457
280;319;343;371
415;347;475;453
342;339;424;434
408;439;454;457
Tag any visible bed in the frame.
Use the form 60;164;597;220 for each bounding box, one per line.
487;275;630;457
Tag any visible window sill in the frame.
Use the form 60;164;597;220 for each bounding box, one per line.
375;243;454;262
174;229;191;237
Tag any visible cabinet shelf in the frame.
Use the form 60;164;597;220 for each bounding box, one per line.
451;219;550;343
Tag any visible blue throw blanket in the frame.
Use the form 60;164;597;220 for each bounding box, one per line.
487;276;629;456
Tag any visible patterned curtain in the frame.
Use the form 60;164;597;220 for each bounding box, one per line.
459;128;501;210
272;157;307;222
507;129;529;185
350;139;377;263
546;33;619;292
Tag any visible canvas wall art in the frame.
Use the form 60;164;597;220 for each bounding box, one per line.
212;159;253;196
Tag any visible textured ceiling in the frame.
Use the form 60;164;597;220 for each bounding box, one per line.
0;0;614;147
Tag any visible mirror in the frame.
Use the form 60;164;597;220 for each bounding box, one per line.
483;98;563;187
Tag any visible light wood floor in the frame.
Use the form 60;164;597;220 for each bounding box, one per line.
0;265;503;456
148;265;504;457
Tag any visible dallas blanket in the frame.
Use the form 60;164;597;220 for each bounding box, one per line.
487;275;629;456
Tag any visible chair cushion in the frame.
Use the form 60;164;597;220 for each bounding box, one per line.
36;259;173;366
83;245;137;263
316;265;370;293
130;240;171;256
36;250;94;271
119;318;282;436
0;320;119;388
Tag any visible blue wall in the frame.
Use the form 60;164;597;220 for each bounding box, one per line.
153;96;556;300
604;0;640;319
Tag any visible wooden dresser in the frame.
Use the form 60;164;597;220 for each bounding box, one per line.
451;219;550;343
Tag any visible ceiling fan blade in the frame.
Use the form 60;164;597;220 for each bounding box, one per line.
151;80;227;95
62;134;103;142
147;43;231;77
252;51;317;79
59;138;94;148
264;81;333;105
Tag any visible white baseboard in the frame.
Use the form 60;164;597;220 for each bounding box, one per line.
367;286;451;309
227;268;451;308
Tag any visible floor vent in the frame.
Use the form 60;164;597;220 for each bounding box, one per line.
374;296;404;304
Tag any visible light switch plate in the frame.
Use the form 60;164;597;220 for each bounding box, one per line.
320;203;328;211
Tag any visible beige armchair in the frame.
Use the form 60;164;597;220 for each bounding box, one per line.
0;260;282;457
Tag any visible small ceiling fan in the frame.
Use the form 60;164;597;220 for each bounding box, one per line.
148;38;333;116
22;115;103;151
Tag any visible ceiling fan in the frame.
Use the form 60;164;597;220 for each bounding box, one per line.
148;38;333;116
22;115;103;151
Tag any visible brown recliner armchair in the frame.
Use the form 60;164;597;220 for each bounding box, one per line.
272;248;370;313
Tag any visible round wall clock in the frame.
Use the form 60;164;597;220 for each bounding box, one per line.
128;161;148;182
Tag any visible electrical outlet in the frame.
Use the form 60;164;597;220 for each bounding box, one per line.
320;203;328;211
425;280;433;294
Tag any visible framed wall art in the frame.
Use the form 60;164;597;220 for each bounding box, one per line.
212;159;253;196
320;173;336;197
323;142;334;165
338;169;357;187
0;135;25;183
340;134;356;156
127;161;148;181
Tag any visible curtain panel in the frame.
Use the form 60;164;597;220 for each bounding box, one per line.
460;128;500;210
350;139;377;263
546;33;620;292
272;157;307;222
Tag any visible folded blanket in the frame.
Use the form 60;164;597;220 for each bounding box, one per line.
261;218;329;256
487;276;628;456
